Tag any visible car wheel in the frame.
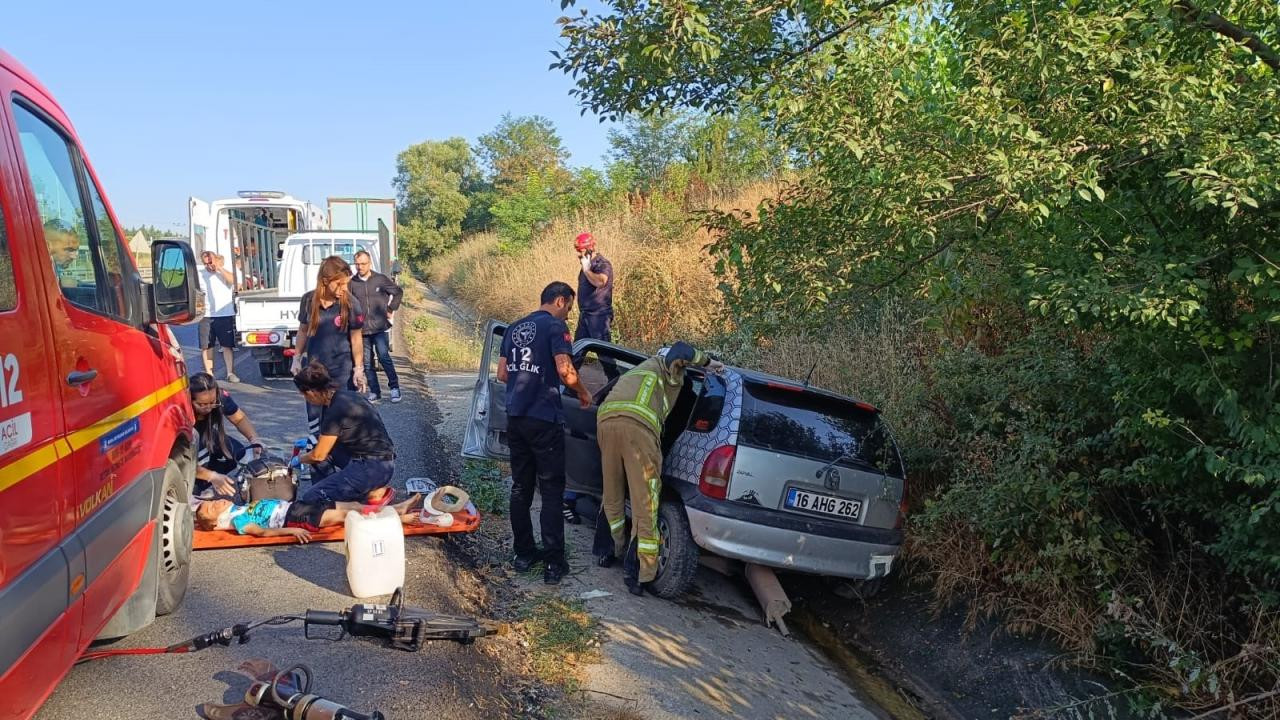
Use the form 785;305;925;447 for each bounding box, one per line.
648;500;699;599
155;459;193;615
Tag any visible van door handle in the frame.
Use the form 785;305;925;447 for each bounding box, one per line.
66;369;98;386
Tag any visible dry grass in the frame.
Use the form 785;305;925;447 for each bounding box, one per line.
429;185;782;353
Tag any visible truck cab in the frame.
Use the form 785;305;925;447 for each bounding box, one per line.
0;50;203;719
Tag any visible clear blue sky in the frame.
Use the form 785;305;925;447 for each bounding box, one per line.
2;1;612;232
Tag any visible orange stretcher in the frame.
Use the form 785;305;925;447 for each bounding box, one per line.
192;510;481;550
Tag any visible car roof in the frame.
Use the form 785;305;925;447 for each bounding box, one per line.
512;324;881;412
725;365;876;409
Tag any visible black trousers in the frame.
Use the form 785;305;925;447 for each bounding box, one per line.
508;415;566;567
572;313;619;380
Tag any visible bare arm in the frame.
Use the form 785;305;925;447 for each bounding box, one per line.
226;409;260;445
211;256;235;286
556;353;592;408
496;359;509;383
350;329;366;391
583;267;609;288
301;435;338;464
295;322;310;355
239;524;313;543
580;256;610;288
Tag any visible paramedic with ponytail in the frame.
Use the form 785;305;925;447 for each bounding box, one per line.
291;255;367;443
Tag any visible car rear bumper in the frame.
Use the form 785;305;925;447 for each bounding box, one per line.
683;496;902;580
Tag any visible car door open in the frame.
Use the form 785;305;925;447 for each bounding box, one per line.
562;341;646;495
462;320;510;460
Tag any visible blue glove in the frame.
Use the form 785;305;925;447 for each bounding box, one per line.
289;455;302;469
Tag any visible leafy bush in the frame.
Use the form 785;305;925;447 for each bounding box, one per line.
459;460;506;516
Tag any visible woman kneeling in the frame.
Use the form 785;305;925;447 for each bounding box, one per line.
293;361;396;504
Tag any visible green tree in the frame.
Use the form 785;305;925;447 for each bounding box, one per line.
687;111;788;191
393;137;480;262
476;114;571;194
489;171;559;251
606;112;693;191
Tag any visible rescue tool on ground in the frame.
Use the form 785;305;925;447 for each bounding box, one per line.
76;588;501;664
201;659;384;720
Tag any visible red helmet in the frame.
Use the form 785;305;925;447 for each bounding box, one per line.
574;232;595;252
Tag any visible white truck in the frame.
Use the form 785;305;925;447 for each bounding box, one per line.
189;191;327;290
235;231;391;378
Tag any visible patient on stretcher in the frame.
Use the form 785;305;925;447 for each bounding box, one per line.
194;494;423;544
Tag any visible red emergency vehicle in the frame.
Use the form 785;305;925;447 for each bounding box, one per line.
0;50;203;718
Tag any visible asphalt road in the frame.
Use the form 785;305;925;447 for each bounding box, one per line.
37;326;518;720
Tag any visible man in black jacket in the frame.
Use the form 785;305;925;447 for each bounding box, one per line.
351;250;404;402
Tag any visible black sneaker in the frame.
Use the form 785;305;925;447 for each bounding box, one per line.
544;563;567;585
562;501;581;525
596;553;617;568
513;555;537;573
626;581;645;596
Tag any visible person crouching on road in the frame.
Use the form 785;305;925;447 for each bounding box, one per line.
292;361;396;505
350;249;404;403
292;255;367;444
190;372;264;500
596;342;723;595
497;281;593;585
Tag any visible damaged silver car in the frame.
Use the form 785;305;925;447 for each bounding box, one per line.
464;321;907;598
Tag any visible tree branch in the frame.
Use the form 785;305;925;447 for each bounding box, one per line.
1173;0;1280;72
1186;689;1280;720
775;0;902;67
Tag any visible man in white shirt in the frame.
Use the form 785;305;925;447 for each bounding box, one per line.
198;251;239;383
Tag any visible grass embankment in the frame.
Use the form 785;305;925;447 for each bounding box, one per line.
398;280;481;372
428;188;777;353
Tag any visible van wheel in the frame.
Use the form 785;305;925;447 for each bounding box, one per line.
649;500;699;599
155;459;193;615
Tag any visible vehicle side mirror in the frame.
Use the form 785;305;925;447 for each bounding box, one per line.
391;260;402;277
150;240;203;324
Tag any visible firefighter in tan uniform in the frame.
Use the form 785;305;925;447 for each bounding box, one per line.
596;341;723;595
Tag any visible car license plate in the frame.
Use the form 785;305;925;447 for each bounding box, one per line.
786;488;861;520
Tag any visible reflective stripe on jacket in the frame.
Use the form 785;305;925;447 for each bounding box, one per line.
597;356;684;437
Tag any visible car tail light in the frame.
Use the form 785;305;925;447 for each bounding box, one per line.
699;445;736;500
245;332;281;345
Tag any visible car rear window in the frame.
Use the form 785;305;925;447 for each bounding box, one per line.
740;381;904;477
